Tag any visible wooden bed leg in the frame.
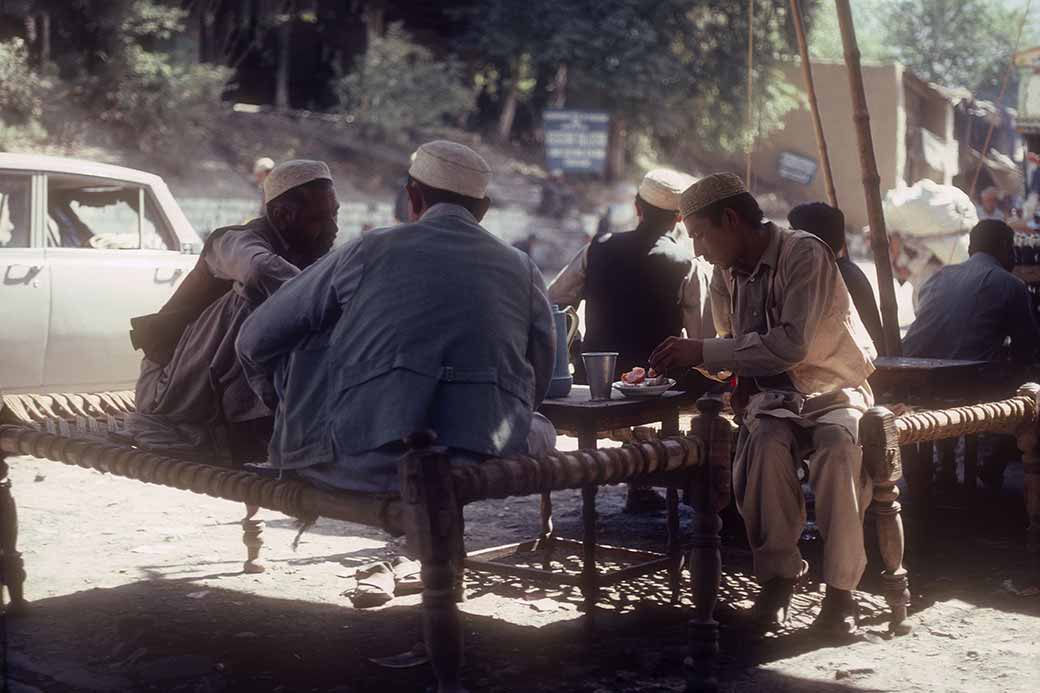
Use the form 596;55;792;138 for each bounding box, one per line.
861;407;911;635
1016;385;1040;573
686;397;723;693
0;458;28;614
667;486;681;605
401;432;466;693
581;484;599;619
241;504;265;574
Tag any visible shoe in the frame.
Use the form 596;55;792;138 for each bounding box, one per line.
391;556;423;596
811;586;859;636
348;561;396;608
623;486;667;514
750;560;809;631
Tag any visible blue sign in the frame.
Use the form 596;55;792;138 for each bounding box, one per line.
544;110;610;174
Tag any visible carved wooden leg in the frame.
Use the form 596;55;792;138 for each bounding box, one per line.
861;407;911;635
1015;387;1040;565
401;432;466;693
539;491;555;571
667;486;682;605
0;458;28;614
241;504;265;574
871;480;911;634
686;397;723;693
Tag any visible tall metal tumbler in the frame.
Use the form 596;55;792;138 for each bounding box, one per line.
581;352;618;401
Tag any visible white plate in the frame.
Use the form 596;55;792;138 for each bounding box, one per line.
611;378;676;398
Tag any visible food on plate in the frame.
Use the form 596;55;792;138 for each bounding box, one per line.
620;367;668;386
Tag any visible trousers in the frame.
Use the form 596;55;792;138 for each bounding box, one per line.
733;415;872;591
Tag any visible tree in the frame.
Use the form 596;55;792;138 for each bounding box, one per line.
875;0;1032;97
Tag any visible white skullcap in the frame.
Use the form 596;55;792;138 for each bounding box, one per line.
680;172;748;219
638;169;696;212
408;140;492;199
263;160;332;203
253;157;275;174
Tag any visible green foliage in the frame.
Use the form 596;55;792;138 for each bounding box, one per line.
808;0;888;63
0;38;48;150
337;23;475;140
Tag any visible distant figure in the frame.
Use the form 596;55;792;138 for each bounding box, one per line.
788;203;885;354
977;187;1005;222
903;219;1040;364
253;157;275;217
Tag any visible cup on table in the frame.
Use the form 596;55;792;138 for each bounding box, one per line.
581;352;618;401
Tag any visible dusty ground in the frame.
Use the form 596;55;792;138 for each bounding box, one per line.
2;438;1039;693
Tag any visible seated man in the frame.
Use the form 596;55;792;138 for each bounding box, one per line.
788;202;885;354
903;219;1040;490
649;173;877;634
127;161;339;464
236;140;556;494
549;168;714;513
904;219;1040;363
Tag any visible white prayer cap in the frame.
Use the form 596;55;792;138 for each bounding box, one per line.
263;159;333;203
253;157;275;174
638;169;696;212
408;140;492;199
679;172;748;219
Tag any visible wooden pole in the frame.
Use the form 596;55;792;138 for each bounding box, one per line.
745;0;755;188
789;0;837;207
835;0;901;356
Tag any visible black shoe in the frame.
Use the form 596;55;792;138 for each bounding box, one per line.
749;560;808;631
623;486;667;514
811;587;859;636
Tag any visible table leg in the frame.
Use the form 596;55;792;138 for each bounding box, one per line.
539;491;555;571
667;486;681;605
578;429;599;618
661;408;680;436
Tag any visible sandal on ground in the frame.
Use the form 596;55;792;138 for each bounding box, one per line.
811;587;859;637
750;560;809;631
349;561;396;608
369;642;428;669
391;556;424;596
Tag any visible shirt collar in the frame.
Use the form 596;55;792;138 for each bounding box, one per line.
968;252;1002;269
420;202;478;224
734;222;781;278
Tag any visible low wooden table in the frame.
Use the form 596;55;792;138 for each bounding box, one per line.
465;386;700;614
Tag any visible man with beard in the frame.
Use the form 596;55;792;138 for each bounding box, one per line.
127;160;338;465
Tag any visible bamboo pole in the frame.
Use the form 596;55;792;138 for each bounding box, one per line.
969;0;1033;199
835;0;901;356
789;0;837;207
745;0;755;188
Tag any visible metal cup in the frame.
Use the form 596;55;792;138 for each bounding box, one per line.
581;352;618;401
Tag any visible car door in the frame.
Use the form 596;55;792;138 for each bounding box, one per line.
42;172;193;392
0;169;50;393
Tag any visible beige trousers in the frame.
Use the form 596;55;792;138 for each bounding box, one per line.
733;416;872;591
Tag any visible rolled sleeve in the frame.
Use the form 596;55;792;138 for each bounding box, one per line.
681;258;715;339
206;229;299;299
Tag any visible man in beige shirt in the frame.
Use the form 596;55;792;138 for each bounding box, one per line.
649;173;876;634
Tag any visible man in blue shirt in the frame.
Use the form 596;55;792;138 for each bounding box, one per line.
903;220;1040;364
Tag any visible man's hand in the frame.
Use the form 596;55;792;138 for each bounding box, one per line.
648;337;704;371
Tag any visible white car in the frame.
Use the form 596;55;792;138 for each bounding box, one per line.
0;154;201;394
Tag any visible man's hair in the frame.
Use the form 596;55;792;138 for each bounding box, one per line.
266;178;333;217
969;219;1013;256
635;194;677;229
788;202;846;254
408;175;486;216
693;192;764;227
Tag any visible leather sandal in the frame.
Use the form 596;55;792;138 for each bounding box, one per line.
811;587;859;637
349;561;396;608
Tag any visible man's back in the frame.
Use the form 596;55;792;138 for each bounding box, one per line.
584;228;691;371
903;253;1038;362
836;257;885;353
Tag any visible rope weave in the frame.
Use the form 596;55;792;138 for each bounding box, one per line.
893;394;1037;445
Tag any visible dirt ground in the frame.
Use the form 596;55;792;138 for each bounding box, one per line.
3;436;1039;693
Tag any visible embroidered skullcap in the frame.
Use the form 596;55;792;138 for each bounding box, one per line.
638;169;696;212
409;140;492;199
253;157;275;174
679;172;748;219
263;160;333;203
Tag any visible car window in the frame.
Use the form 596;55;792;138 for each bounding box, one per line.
46;174;144;250
0;172;32;248
143;192;179;251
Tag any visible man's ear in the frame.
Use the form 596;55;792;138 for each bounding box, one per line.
473;196;492;222
406;182;424;222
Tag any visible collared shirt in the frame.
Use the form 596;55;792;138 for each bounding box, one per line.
701;223;876;434
548;235;714;340
903;252;1040;363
